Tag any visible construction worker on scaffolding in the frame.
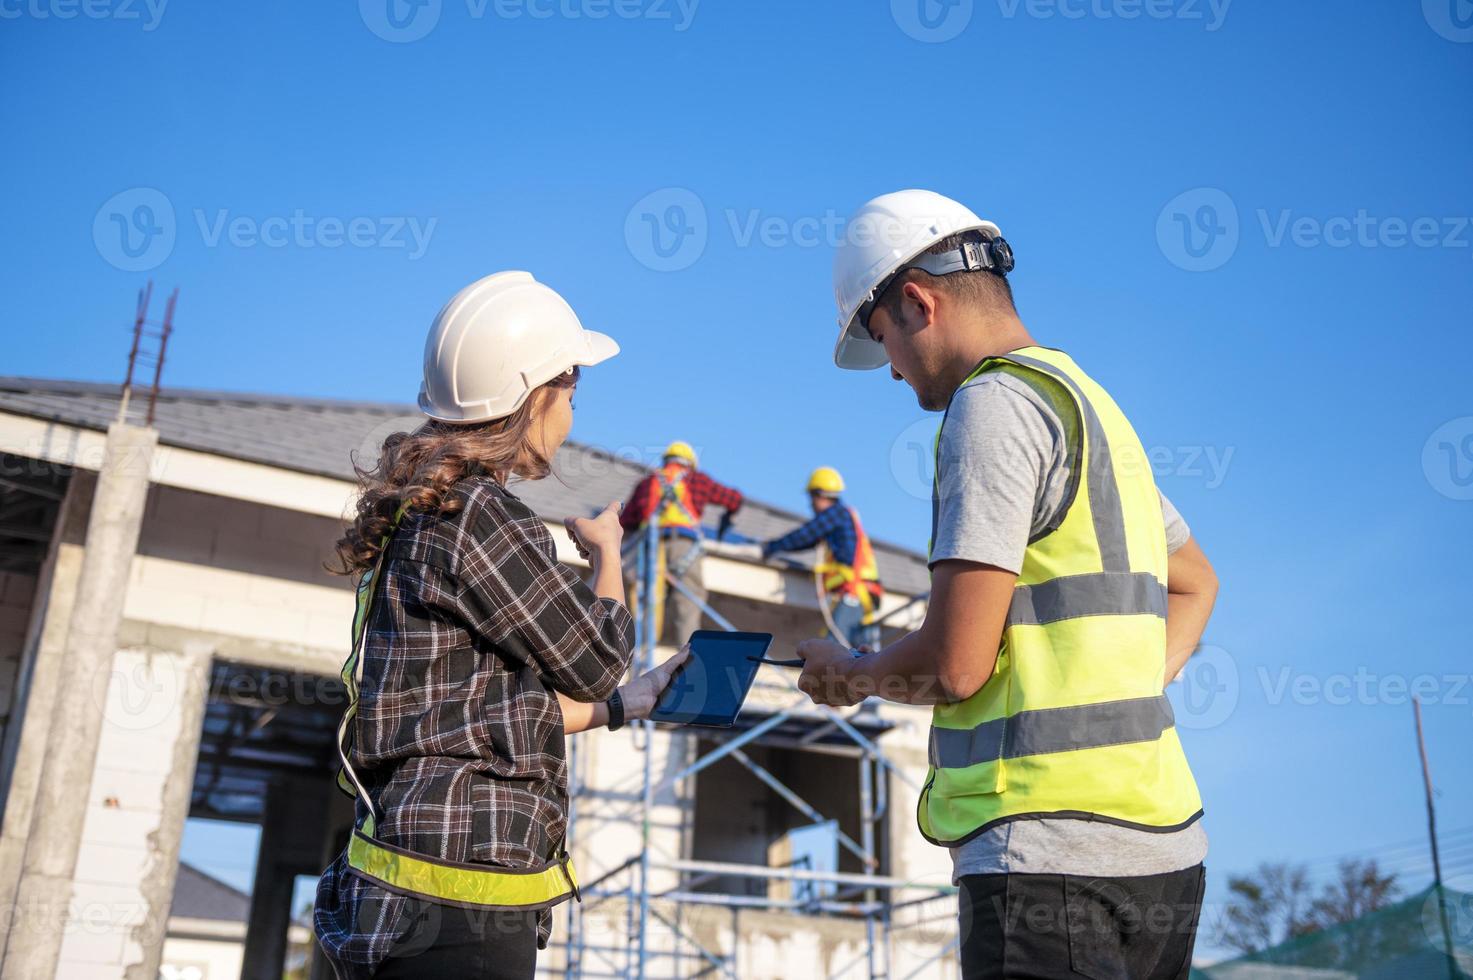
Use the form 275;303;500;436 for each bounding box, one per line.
793;190;1218;980
620;440;744;642
760;467;884;650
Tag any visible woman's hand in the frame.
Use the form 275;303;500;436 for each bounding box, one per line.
566;501;623;561
617;644;692;721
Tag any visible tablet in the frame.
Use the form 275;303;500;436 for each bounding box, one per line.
649;630;773;728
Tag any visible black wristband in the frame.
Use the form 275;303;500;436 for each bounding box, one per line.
606;688;626;732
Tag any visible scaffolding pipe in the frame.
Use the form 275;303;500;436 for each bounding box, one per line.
727;747;873;868
658;858;929;891
635;518;658;979
649;907;734;980
570;506;948;978
653;891;891;915
566;727;583;978
659;707;795;788
860;748;882;980
662;571;920;792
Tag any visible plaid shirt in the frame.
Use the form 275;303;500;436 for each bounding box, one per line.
315;475;635;978
762;501;858;564
619;468;744;531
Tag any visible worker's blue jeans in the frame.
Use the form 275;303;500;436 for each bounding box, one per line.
832;595;880;651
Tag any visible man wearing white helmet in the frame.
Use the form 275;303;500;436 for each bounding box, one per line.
795;191;1220;979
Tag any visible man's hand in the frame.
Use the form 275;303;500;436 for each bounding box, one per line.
795;638;865;707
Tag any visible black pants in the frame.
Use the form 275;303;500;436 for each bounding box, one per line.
958;865;1206;980
373;902;539;979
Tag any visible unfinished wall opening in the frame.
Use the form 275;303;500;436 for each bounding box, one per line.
0;453;71;809
685;712;892;905
179;660;352;980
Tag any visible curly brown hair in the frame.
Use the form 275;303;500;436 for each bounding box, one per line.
331;369;578;575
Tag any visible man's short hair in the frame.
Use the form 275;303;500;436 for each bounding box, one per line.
874;230;1015;326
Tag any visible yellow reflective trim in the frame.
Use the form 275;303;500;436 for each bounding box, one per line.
348;831;577;908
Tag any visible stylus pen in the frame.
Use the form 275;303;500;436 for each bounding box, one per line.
748;657;805;668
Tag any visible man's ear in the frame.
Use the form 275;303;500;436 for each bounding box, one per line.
899;279;939;331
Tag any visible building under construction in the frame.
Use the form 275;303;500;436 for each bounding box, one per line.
0;376;961;979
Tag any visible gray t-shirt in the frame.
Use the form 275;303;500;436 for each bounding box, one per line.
932;369;1207;881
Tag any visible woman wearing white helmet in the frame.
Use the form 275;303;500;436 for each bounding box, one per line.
314;271;687;979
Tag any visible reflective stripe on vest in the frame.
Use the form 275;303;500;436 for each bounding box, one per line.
348;813;579;910
917;347;1203;846
334;506;579;909
817;506;884;615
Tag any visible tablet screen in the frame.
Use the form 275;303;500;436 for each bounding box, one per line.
649;631;773;727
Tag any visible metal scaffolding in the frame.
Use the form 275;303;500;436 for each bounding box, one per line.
559;519;958;979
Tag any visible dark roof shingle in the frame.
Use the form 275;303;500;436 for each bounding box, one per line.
0;377;929;594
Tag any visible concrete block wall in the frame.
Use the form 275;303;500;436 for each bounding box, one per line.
129;486;354;655
54;647;209;980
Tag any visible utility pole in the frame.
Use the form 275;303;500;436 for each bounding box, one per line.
1413;697;1457;980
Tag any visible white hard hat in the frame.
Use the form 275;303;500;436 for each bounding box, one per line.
831;189;1009;371
418;271;619;423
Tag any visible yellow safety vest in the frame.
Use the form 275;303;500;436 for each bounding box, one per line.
334;507;580;908
651;462;700;531
917;347;1203;846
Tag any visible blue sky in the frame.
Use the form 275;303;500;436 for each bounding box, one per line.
6;0;1472;959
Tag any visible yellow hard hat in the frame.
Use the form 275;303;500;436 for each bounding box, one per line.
664;440;698;466
806;466;845;495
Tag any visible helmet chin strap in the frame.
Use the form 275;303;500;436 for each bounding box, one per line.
909;236;1015;278
857;235;1015;339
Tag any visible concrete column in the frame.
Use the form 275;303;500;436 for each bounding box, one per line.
3;422;157;979
116;644;210;980
241;775;330;980
307;785;355;980
0;472;90;963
